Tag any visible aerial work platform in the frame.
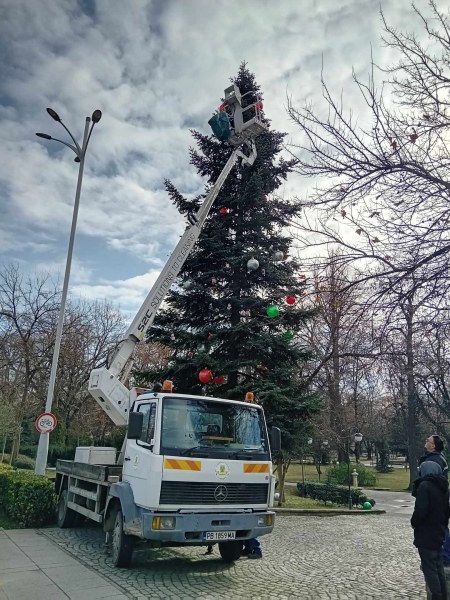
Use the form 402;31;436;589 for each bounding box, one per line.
209;83;268;145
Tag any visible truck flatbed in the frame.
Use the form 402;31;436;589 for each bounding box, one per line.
56;459;122;482
55;460;123;526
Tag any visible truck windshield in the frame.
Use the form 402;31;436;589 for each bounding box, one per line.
161;397;269;459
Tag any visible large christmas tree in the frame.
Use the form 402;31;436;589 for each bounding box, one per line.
136;64;317;451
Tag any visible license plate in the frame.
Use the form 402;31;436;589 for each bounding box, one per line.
203;531;236;541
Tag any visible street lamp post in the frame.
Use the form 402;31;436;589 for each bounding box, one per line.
308;437;328;482
34;108;102;476
347;431;363;510
303;437;313;484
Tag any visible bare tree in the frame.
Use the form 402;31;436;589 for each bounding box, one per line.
0;265;60;463
287;1;450;293
0;264;125;457
40;300;125;445
300;258;379;460
130;342;171;388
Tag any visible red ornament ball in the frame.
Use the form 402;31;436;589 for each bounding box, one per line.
199;368;213;384
286;295;297;305
219;207;229;214
214;375;225;385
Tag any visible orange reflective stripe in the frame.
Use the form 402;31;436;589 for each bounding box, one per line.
243;463;269;474
164;458;202;471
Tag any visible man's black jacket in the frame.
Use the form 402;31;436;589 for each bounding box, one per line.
418;451;449;478
411;474;450;550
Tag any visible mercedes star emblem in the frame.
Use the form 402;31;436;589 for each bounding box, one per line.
214;485;228;502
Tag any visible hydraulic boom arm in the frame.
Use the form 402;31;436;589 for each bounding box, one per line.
109;142;254;378
88;141;258;425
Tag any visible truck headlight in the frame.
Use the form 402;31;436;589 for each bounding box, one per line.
257;514;274;527
152;516;176;530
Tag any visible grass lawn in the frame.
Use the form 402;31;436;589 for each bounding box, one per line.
284;462;411;492
280;484;341;509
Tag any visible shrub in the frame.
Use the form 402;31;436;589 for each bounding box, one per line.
327;463;376;487
47;445;77;466
297;481;376;508
0;469;56;527
13;459;34;470
18;446;37;459
18;445;77;466
0;464;13;499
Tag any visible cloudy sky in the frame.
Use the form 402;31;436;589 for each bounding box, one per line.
0;0;436;319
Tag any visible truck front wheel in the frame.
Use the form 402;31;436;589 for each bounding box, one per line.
57;489;77;528
218;540;243;563
111;508;134;568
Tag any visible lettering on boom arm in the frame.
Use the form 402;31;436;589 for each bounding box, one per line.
136;229;198;337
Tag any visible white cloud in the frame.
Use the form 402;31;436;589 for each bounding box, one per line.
0;0;431;314
71;269;162;320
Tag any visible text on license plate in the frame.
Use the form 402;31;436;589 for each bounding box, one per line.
204;531;236;541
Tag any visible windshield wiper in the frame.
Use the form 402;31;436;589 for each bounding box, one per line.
227;450;262;459
180;445;209;457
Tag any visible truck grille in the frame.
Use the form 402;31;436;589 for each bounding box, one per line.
159;481;269;505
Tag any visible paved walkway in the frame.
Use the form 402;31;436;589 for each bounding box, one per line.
0;490;433;600
0;529;127;599
364;489;415;517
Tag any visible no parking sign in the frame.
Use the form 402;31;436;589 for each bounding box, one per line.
34;412;57;434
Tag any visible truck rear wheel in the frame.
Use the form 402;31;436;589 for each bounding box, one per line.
111;508;134;568
218;540;243;563
57;489;77;528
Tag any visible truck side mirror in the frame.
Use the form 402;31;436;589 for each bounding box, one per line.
127;411;143;439
269;426;281;453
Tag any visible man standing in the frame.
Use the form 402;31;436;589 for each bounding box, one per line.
419;435;449;477
411;461;449;600
419;435;450;566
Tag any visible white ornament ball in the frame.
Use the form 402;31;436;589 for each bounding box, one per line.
272;251;284;262
247;258;260;272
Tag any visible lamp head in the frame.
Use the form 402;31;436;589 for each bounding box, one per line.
46;108;61;122
92;109;102;123
36;133;52;139
354;433;363;443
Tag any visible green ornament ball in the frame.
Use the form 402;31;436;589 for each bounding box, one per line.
362;501;372;511
266;304;280;318
284;330;294;341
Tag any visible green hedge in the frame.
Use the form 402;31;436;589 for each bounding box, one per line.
20;445;77;466
0;467;56;527
297;481;376;507
326;463;377;487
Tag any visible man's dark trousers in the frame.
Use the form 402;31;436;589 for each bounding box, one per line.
418;547;447;598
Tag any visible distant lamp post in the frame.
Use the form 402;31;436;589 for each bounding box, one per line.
348;432;363;510
319;440;329;482
34;107;102;476
301;437;313;484
308;437;328;482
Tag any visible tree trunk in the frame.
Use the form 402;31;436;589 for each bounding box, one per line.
10;424;22;465
405;303;419;490
1;434;6;462
276;455;291;507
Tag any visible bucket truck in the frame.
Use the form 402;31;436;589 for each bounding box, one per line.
55;84;280;568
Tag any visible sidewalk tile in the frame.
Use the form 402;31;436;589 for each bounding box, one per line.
67;586;127;600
